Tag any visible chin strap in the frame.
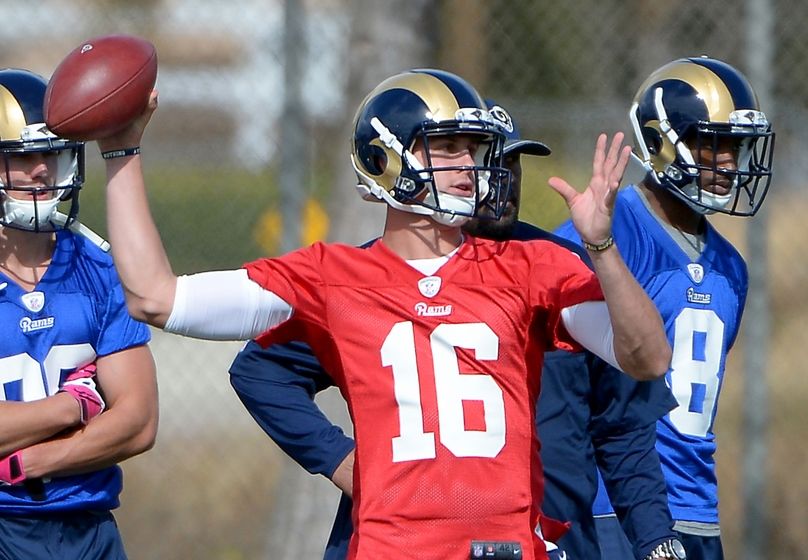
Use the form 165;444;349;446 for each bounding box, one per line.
51;212;111;252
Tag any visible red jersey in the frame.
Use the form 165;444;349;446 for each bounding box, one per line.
245;236;603;560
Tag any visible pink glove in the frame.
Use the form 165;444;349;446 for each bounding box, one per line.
59;363;106;425
0;451;25;485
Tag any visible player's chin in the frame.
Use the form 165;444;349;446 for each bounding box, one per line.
467;214;516;240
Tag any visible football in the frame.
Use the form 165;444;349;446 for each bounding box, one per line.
44;34;158;141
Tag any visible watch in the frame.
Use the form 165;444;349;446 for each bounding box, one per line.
643;538;687;560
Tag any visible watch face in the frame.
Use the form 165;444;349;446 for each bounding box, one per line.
670;539;687;559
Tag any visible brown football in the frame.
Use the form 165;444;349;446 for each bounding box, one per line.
44;34;157;141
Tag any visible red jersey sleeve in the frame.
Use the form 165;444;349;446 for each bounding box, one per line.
242;242;328;345
527;242;604;353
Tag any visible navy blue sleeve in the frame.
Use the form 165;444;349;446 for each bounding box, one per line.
229;340;355;478
324;493;353;560
538;350;601;560
593;423;675;559
589;358;678;558
589;359;677;437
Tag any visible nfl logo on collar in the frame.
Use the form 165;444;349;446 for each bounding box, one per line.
418;276;442;298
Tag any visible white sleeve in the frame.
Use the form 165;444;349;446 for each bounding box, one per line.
164;269;293;340
560;301;620;370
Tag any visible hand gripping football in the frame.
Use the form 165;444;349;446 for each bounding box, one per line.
44;34;158;141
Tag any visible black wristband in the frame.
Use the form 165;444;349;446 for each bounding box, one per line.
582;235;615;252
101;147;141;160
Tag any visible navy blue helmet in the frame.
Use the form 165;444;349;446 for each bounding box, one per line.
629;56;774;216
350;69;511;226
0;68;84;231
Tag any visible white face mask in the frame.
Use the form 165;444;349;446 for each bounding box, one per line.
423;192;474;226
1;191;65;230
422;170;491;227
0;124;80;231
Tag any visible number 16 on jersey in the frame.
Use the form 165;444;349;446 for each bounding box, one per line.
382;321;507;462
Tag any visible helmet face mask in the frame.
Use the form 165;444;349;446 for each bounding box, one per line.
400;127;509;227
677;118;774;215
629;57;774;217
351;69;511;226
0;69;85;232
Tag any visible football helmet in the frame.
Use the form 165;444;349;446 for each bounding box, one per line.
629;56;774;216
350;69;510;226
0;68;84;232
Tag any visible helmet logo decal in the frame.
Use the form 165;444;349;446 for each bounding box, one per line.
417;276;442;298
729;109;768;129
488;105;514;133
454;107;494;126
80;44;94;54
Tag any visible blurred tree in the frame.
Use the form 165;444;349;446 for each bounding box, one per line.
437;0;489;87
327;0;433;245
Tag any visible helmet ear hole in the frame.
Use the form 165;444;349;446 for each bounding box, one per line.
642;126;663;155
372;151;387;175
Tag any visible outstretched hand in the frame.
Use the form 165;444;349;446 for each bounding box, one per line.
548;132;631;246
97;88;159;153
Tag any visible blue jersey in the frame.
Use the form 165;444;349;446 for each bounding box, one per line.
0;230;150;514
556;185;747;524
229;220;676;560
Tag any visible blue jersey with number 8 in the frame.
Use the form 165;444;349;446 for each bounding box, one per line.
556;185;747;524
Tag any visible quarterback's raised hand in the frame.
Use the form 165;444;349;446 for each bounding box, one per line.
548;132;631;249
96;88;159;154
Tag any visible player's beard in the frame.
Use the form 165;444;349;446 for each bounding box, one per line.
463;199;518;241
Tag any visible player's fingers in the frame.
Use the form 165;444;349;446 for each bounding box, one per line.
604;145;631;191
548;177;578;206
591;133;607;179
603;179;619;208
604;132;625;171
612;145;632;186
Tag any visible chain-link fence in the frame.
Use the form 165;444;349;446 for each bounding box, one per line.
2;1;806;558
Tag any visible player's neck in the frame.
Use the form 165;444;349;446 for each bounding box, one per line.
0;226;55;290
639;182;704;234
382;208;464;259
